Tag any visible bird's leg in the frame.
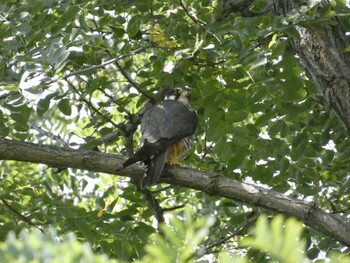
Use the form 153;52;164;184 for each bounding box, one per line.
166;141;188;167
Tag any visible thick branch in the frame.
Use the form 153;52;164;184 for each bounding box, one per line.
1;138;350;247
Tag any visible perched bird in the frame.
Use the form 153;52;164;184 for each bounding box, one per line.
123;87;198;189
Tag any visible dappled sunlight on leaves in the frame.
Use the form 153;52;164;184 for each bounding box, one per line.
1;0;350;261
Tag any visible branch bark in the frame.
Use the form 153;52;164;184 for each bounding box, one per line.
282;0;350;132
1;138;350;247
299;30;350;130
220;0;350;132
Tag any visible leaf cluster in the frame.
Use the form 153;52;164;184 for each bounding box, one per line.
1;0;350;261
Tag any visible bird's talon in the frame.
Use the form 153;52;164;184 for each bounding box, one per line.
167;162;187;168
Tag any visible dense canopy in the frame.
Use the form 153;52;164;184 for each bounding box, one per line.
1;0;350;262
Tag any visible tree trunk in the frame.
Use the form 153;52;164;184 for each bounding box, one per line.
288;1;350;132
221;0;350;132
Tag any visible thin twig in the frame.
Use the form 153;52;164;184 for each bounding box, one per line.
29;122;69;148
1;198;44;232
65;45;152;79
67;85;169;152
179;0;206;25
330;207;350;214
140;188;165;229
66;80;120;129
45;45;153;85
151;185;173;194
205;211;260;254
103;47;153;101
197;120;214;169
115;61;152;100
98;88;133;118
178;0;222;43
162;204;185;212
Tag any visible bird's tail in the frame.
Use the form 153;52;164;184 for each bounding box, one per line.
122;145;154;168
141;150;167;189
122;138;176;169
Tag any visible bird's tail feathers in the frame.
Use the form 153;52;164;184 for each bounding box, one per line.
122;144;157;168
141;150;167;189
122;155;140;168
122;139;176;168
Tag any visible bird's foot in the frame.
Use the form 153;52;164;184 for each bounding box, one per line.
167;162;187;168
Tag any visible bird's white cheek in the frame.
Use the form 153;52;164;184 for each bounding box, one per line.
165;95;176;100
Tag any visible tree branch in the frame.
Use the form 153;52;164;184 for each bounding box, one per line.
114;60;153;100
68;86;170;151
1;198;44;233
140;188;165;226
205;210;260;253
179;0;206;25
28;122;69;148
1;138;350;247
62;45;153;80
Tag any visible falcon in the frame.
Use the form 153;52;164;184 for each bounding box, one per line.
123;87;198;189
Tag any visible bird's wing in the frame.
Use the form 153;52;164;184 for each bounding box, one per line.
141;100;198;144
123;100;198;189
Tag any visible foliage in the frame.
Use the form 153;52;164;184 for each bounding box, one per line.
0;228;116;263
142;208;216;262
1;0;350;261
241;214;307;263
3;213;349;262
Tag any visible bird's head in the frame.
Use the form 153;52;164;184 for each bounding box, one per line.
165;87;191;104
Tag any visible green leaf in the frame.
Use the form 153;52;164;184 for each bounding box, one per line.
279;26;301;40
135;0;151;12
1;86;19;91
9;104;31;124
4;93;25;107
228;147;247;170
255;111;276;126
241;215;306;263
0;229;116;262
331;0;346;12
144;208;215;262
127;16;141;38
232;126;255;146
13;121;29;132
281;80;307;102
57;99;72;116
268;119;285;137
228;111;248;123
78;14;89;32
47;43;70;71
37;98;51;117
0;122;10;137
54;5;80;32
